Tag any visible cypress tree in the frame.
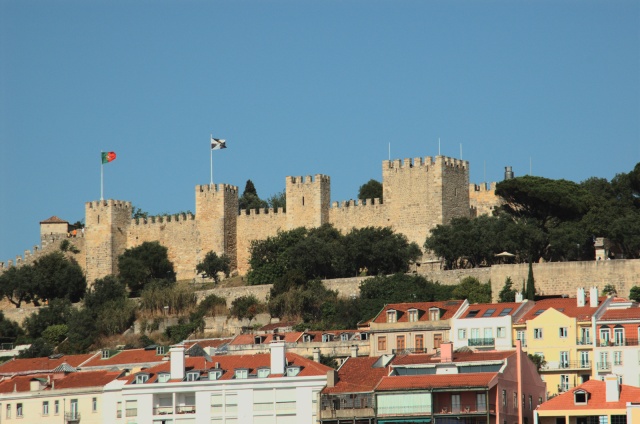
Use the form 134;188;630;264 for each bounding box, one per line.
526;258;535;300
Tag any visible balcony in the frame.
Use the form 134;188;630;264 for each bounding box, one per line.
434;403;496;415
596;362;611;371
153;406;173;415
378;405;432;416
391;347;429;354
320;394;375;420
540;361;591;371
597;338;639;347
557;384;575;393
468;338;495;347
65;412;81;423
576;338;592;346
175;405;196;414
513;339;527;348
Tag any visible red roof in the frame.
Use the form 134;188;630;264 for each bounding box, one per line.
392;350;514;366
460;303;521;319
0;370;121;393
372;300;464;324
259;321;299;332
39;216;69;224
229;332;303;346
537;380;640;411
376;372;498;391
516;297;605;324
322;357;389;394
184;339;233;349
80;348;167;368
124;352;332;385
598;305;640;321
0;354;96;375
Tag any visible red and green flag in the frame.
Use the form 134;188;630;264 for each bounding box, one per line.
101;151;116;164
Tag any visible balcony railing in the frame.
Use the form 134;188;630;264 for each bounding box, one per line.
434;403;496;415
576;338;592;346
597;338;639;347
153;406;173;415
557;384;575;393
541;361;591;371
378;405;432;416
468;338;495;347
65;412;81;423
614;359;623;366
391;347;429;354
175;405;196;414
320;393;374;412
596;362;611;371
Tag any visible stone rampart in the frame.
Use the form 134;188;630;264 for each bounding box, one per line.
236;208;287;275
329;199;387;234
469;182;500;217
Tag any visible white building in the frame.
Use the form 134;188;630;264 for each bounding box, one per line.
104;341;332;424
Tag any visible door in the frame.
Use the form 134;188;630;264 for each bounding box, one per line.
70;399;79;420
476;393;487;412
434;333;443;349
451;394;461;413
579;351;589;368
560;351;569;368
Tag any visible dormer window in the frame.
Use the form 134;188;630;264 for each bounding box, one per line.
134;373;149;384
101;349;110;359
208;370;222;381
408;309;419;322
234;369;249;379
574;389;588;405
340;333;350;341
156;346;166;355
322;334;334;342
257;368;270;378
186;371;200;382
429;308;440;321
157;373;170;383
286;366;301;377
303;334;312;343
387;310;397;323
254;336;264;344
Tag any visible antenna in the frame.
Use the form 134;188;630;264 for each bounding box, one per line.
529;157;532;176
460;143;463;159
438;138;441;156
484;161;486;184
388;142;390;161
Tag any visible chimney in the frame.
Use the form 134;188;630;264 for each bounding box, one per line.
590;287;599;307
605;374;619;402
326;369;339;387
440;342;453;363
350;345;359;358
313;347;321;363
515;292;524;303
577;287;586;307
270;341;286;375
169;345;185;381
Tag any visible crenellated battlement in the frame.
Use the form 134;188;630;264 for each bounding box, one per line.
133;213;195;226
238;207;285;216
470;182;496;192
286;174;330;184
383;155;468;171
86;199;133;210
196;183;238;195
331;198;382;208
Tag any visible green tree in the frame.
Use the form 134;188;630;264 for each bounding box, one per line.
239;180;268;211
118;241;176;296
267;190;286;211
344;227;421;276
498;277;517;302
229;295;264;322
83;275;128;311
247;227;308;285
0;311;24;345
526;259;535;300
629;286;640;302
527;353;546;371
131;206;149;220
65;308;99;353
0;265;36;307
23;299;73;340
18;338;54;358
41;324;68;346
32;252;86;302
602;284;617;296
452;276;492;304
196;251;231;284
358;179;383;203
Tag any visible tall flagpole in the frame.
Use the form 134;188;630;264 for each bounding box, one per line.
210;134;213;187
100;151;104;201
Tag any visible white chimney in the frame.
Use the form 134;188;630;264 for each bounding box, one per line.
590;287;599;307
350;345;359;358
169;345;185;381
605;374;619;402
515;292;524;303
270;341;286;375
312;347;321;363
577;287;586;307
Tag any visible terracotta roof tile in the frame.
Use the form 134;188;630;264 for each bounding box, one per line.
229;333;303;345
376;372;499;391
80;348;166;368
322;357;388;394
537;380;640;411
372;300;464;324
0;354;96;375
0;370;121;393
393;350;515;366
460;303;521;319
39;216;69;224
259;321;299;331
516;297;605;324
598;306;640;321
184;339;233;349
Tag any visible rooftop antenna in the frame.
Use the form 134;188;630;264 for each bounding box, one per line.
438;138;441;156
484;160;486;184
460;143;463;159
529;157;532;176
388;142;390;161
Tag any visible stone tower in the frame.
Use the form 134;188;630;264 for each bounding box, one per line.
84;199;132;283
285;174;331;229
195;184;239;268
382;156;469;249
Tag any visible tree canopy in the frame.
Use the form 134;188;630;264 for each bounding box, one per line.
118;241;176;295
196;251;231;284
239;179;268;211
358;179;383;203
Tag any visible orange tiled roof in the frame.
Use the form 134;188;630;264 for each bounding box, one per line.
598;306;640;321
376;372;499;391
0;354;96;375
322;357;388;394
39;216;69;224
537;380;640;411
0;370;121;393
516;297;605;324
372;300;464;324
392;350;515;366
229;332;303;346
80;348;167;368
259;321;299;331
184;339;233;349
460;303;521;319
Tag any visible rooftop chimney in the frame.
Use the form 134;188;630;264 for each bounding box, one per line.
605;374;619;402
326;369;339;387
350;345;359;358
515;292;524;303
577;287;586;307
312;347;321;363
270;341;286;375
440;342;453;363
590;287;599;307
169;345;185;381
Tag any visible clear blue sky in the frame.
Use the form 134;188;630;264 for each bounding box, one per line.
1;0;638;263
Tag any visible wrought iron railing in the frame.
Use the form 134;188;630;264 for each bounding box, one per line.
391;348;429;354
320;393;374;411
153;406;173;415
576;338;592;345
175;405;196;414
468;338;495;347
596;362;611;371
65;412;81;422
541;360;591;371
434;403;496;414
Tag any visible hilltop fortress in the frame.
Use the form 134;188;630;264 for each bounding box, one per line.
79;155;494;283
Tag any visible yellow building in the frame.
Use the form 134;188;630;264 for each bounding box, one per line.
512;289;611;397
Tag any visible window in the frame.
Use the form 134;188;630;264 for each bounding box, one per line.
17;403;22;417
43;401;49;415
92;397;97;412
559;327;568;338
415;334;424;351
134;373;149;384
378;336;387;351
117;401;122;419
614;327;624;346
466;310;480;318
101;349;110;359
484;327;493;339
396;335;405;351
225;393;238;415
257;368;270;378
186;371;200;381
303;334;312;342
499;308;513;317
471;328;480;340
156;346;167;355
560;375;570;392
560;351;569;368
125;400;138;417
211;394;223;415
234;369;248;379
529;395;532;410
497;327;506;338
614;351;623;365
408;309;419;322
54;400;59;415
574;390;587;404
286;366;301;376
610;416;627;424
276;389;296;412
458;329;467;340
513;392;518;409
387;310;397;323
341;333;350;341
6;404;10;418
502;389;507;407
534;328;543;339
322;334;334;342
533;309;546;316
482;308;496;317
600;328;611;345
429;308;440;321
157;372;170;383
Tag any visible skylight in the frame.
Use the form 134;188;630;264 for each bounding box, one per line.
466;310;480;318
498;308;513;316
482;309;496;317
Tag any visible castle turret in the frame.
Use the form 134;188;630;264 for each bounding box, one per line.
195;184;239;269
84;199;132;283
285;174;330;229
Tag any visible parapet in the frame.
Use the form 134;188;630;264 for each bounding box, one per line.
86;199;133;210
239;207;285;216
470;182;496;192
286;174;330;184
133;213;195;226
383;155;468;170
196;184;239;195
331;198;382;208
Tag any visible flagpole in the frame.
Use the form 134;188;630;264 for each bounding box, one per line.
210;135;213;187
100;151;104;201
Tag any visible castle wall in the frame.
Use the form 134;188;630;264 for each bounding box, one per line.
285;175;330;229
236;208;287;275
440;157;470;224
195;184;239;268
328;199;387;234
469;182;500;217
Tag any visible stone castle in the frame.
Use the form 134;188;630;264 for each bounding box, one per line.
77;155;495;283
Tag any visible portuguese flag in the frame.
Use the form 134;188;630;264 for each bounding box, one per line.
101;151;116;164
